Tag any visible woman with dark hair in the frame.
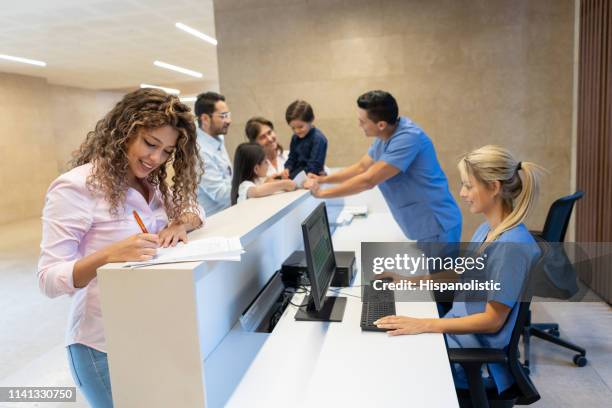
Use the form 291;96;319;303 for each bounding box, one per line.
284;100;328;179
245;116;288;179
37;88;205;408
230;143;296;205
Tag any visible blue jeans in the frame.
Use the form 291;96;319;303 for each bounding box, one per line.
66;343;114;408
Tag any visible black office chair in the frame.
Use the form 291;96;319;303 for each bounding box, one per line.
448;239;549;408
524;191;587;369
449;302;540;408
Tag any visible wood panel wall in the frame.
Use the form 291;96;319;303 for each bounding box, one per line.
576;0;612;303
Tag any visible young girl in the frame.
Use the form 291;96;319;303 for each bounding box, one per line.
284;100;328;179
37;88;204;408
231;143;296;205
375;145;542;394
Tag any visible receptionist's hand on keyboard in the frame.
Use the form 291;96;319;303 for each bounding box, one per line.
373;315;431;336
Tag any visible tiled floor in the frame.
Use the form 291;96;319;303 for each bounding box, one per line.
0;218;87;408
0;218;611;407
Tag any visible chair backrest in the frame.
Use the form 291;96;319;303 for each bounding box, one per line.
506;302;540;404
504;238;550;404
541;191;584;242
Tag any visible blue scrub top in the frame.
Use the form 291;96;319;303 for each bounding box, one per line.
445;222;541;393
367;117;461;241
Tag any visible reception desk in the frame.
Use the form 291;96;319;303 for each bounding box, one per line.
97;188;458;407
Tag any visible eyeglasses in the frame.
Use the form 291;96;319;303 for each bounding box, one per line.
212;112;231;120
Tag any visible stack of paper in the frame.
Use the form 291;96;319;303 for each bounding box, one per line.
342;205;368;216
335;211;355;226
124;236;244;268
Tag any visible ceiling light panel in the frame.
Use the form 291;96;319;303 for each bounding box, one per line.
153;60;202;78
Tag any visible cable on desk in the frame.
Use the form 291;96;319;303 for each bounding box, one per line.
289;299;310;308
283;285;310;308
329;287;362;299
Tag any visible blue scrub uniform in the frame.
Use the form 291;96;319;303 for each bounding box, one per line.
367;117;462;242
444;223;541;393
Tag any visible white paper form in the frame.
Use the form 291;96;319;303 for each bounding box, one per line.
124;236;244;268
292;170;307;188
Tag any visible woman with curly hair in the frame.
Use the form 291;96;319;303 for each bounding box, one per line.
37;88;204;408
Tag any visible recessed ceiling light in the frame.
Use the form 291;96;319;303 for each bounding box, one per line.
153;60;203;78
180;96;197;102
140;83;180;94
175;22;218;46
0;54;46;67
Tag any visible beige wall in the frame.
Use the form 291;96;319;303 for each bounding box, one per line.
0;72;122;224
214;0;575;239
49;85;124;173
0;72;218;225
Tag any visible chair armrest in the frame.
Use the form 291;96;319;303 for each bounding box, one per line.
448;348;508;365
448;348;507;408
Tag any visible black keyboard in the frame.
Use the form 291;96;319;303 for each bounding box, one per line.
360;284;396;332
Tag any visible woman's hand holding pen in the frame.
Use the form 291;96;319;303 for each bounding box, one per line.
73;233;159;288
104;234;160;262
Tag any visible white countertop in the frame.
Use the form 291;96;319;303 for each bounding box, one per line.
100;189;312;272
226;209;459;408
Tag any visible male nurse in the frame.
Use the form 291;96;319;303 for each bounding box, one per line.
195;92;233;216
306;90;462;243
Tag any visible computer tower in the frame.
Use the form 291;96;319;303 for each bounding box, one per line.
281;250;356;288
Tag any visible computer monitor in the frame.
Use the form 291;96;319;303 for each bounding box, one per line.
294;202;347;322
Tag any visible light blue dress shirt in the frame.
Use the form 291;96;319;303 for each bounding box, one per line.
445;222;541;393
196;127;232;216
367;116;462;242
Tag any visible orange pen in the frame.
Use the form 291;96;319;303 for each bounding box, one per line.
132;210;149;234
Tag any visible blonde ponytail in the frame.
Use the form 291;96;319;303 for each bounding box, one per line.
458;145;544;243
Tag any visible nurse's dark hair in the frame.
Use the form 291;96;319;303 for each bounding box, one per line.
458;145;545;243
231;143;266;205
70;88;203;220
194;91;225;127
357;90;399;125
245;116;284;155
285;100;314;123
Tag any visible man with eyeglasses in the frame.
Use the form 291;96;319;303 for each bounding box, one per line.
194;92;233;216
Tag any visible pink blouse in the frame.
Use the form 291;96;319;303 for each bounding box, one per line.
38;163;188;352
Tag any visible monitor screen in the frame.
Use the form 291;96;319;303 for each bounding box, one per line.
302;202;336;311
